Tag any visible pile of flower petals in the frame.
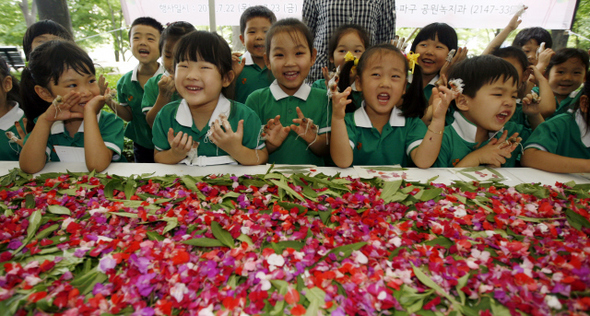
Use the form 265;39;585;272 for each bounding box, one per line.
0;170;589;316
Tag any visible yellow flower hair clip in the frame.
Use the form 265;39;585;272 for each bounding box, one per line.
406;52;420;74
344;51;359;66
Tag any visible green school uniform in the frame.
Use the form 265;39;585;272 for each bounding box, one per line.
535;85;583;119
141;72;181;114
345;104;426;166
234;52;274;104
117;64;165;149
434;111;531;167
509;100;530;127
152;96;264;163
245;81;331;165
0;103;26;161
524;110;590;159
24;111;125;162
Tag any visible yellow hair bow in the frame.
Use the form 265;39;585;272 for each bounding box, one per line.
344;51;359;66
406;52;420;74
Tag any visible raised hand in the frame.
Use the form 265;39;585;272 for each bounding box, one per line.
157;74;176;99
167;128;194;159
430;86;456;120
263;115;290;152
331;87;352;121
290;107;319;144
232;52;246;78
98;74;108;96
474;131;521;167
209;115;244;153
42;91;85;122
440;47;468;79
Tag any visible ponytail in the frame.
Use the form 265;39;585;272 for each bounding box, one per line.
20;67;50;133
337;59;358;113
400;64;427;118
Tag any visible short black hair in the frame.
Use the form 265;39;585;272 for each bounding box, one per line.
492;46;528;76
0;59;21;107
174;31;234;99
546;48;589;75
512;27;553;49
265;18;314;57
159;21;196;54
22;20;74;60
447;55;519;99
239;6;277;35
128;16;164;39
410;23;458;53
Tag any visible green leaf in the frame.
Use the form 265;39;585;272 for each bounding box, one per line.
182;238;225;247
424;236;453;248
416;188;443;202
26;210;42;240
411;263;461;311
269;241;305;253
124;179;136;199
490;298;512;316
515;183;550;198
270;179;306;202
181;175;206;200
112;212;138;219
25;194;35;209
456;273;470;305
162;217;178;234
566;209;590;231
277;202;306;214
34;224;59;241
270;280;290;295
381;180;403;203
103;179;122;199
211;221;235;248
146;231;165;242
237;234;254;247
47;205;71;216
304;287;326;316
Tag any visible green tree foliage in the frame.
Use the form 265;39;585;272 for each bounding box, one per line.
0;1;28;46
569;0;590;51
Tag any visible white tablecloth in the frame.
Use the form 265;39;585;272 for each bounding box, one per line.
1;162;588;186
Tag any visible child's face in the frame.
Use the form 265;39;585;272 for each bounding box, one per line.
161;39;178;74
240;17;272;60
356;51;407;117
130;25;161;65
330;31;365;69
265;31;316;96
31;34;61;52
548;57;586;98
521;39;540;66
414;35;449;77
45;67;100;113
460;77;518;132
175;59;232;108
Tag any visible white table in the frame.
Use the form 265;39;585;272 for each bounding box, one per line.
1;162;588;186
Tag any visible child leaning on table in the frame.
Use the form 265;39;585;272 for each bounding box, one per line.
434;55;544;168
245;18;330;165
232;5;277;104
152;31;267;166
19;41;125;174
521;76;590;173
143;21;196;127
330;44;455;168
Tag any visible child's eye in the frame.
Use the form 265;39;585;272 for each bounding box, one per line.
67;84;77;88
89;79;96;84
371;73;380;77
355;49;363;53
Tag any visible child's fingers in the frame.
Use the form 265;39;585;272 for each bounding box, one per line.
183;135;193;152
171;131;184;148
295;107;305;119
167;128;176;143
15;120;26;139
235;120;244;137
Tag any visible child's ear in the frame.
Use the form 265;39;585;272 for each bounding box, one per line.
355;76;362;92
311;48;317;65
34;85;55;103
1;75;12;93
580;95;589;113
223;70;236;88
264;53;270;68
239;34;245;45
455;94;470;111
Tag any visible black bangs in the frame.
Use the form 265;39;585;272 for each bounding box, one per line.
28;40;95;87
447;55;519;98
173;31;232;76
410;23;458;52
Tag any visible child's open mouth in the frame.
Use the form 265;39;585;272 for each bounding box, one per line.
377;93;390;104
186;86;203;92
421;58;435;66
284;71;299;80
496;111;511;122
138;49;150;56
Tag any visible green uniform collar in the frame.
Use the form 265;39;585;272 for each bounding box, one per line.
451;111;504;144
0;103;23;130
50;112;101;135
354;102;406;128
270;80;311;101
575;109;590;147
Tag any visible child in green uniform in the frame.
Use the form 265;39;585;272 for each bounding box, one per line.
492;47;555;126
22;19;74;61
108;17;164;163
434;55;544;167
330;44;455;168
143;21;195;127
233;6;276;104
544;48;588;118
152;31;267;166
521;77;590;173
246;18;330;165
312;24;370;111
0;59;26;160
19;41;125;173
